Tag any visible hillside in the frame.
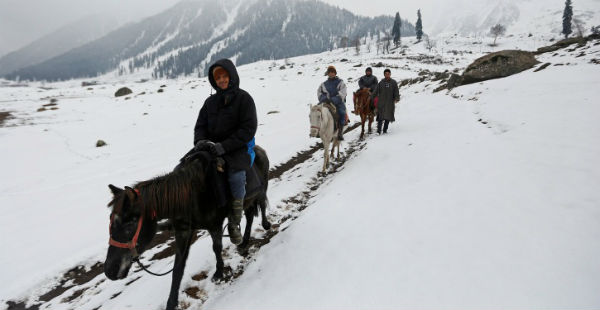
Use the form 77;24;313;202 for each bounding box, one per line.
2;0;414;82
1;28;599;309
428;0;600;36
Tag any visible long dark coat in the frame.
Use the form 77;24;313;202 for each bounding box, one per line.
194;59;257;172
373;78;400;122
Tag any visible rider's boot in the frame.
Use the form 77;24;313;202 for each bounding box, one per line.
337;129;344;141
228;199;243;245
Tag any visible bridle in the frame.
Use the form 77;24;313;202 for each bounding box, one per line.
109;188;156;258
108;188;174;277
311;105;325;135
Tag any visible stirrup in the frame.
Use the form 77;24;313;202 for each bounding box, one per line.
228;223;243;245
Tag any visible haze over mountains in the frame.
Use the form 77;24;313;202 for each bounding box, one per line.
2;0;599;82
428;0;600;36
2;0;414;81
0;15;123;77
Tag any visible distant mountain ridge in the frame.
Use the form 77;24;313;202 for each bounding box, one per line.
0;15;122;76
4;0;416;81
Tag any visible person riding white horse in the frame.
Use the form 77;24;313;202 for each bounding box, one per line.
317;65;348;141
309;104;341;173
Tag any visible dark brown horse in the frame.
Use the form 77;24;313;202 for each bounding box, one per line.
103;147;271;310
354;89;375;139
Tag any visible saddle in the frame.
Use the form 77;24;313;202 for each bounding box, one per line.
321;101;340;131
178;149;263;208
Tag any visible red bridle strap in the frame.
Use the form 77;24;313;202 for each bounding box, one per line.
109;213;144;254
108;188;156;257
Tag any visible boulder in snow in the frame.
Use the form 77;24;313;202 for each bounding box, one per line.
114;87;132;97
461;50;539;85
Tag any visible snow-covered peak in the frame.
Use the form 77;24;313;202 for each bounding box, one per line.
429;0;600;37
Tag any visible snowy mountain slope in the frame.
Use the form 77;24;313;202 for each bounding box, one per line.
429;0;600;37
3;0;410;82
1;34;600;309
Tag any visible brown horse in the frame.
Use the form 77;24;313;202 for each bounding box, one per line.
353;89;375;139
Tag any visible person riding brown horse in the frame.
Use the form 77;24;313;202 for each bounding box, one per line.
354;88;375;139
353;67;378;114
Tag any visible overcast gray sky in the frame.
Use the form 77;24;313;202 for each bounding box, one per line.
0;0;178;56
0;0;435;57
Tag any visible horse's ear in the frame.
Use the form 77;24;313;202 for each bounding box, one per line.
124;186;138;201
108;184;123;196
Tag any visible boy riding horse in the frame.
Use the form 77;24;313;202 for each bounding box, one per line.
318;65;348;140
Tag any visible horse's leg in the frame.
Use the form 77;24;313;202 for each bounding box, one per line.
368;114;373;134
209;228;224;281
239;206;255;251
166;229;193;310
360;115;366;140
330;137;335;158
322;140;329;173
259;196;271;230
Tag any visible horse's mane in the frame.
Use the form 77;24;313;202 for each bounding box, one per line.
134;158;210;218
106;155;211;218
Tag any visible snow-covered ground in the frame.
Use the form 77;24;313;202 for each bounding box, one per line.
1;33;599;309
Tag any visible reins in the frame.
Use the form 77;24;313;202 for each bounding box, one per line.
109;188;193;277
133;257;174;276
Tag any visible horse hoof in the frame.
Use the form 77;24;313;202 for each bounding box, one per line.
166;300;178;310
262;220;272;230
237;242;251;255
211;271;223;282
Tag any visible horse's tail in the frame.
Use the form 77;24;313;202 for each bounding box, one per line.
252;144;271;229
257;193;271;230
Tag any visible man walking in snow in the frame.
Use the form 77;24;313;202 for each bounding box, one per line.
373;68;399;134
318;65;348;140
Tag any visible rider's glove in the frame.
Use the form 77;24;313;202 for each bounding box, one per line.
211;143;225;156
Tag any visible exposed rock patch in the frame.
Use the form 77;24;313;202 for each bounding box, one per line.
462;50;539;85
114;87;132;97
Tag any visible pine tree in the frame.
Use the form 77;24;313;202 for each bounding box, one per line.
392;12;402;47
416;9;423;41
562;0;573;39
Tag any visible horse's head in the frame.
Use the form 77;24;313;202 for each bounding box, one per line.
355;89;372;114
104;184;157;281
309;104;323;138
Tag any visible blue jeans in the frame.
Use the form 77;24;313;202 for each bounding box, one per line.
330;96;346;128
228;170;246;200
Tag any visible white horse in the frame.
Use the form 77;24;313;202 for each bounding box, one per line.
309;104;342;173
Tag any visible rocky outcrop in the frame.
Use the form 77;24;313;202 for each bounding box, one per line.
535;37;586;54
461;50;539;85
114;87;132;97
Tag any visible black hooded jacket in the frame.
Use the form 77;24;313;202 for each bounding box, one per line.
194;59;257;172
